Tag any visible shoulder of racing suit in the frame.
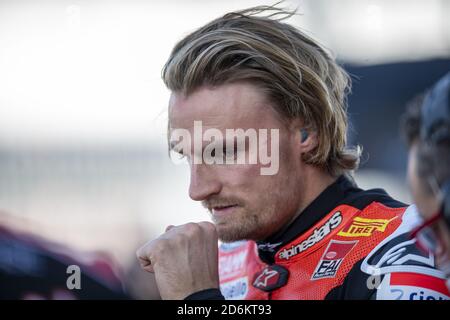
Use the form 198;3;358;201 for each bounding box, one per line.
327;205;450;300
217;182;450;300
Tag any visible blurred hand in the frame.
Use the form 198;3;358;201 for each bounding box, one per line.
136;222;219;300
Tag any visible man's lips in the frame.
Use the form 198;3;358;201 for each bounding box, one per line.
211;204;239;215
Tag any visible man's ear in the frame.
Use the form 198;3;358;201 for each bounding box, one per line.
288;120;318;154
299;128;318;154
300;129;308;143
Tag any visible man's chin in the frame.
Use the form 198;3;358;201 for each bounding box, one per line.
215;223;266;243
215;223;250;243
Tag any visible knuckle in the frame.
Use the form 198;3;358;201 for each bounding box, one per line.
199;221;217;235
136;241;152;258
153;238;169;254
183;222;201;235
174;232;188;244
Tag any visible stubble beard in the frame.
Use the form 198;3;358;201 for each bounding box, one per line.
211;204;277;243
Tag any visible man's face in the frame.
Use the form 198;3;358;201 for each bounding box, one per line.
407;143;450;274
168;82;305;242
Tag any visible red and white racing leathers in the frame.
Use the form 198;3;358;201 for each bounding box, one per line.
187;175;450;300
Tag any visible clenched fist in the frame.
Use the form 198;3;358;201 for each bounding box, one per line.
136;221;220;300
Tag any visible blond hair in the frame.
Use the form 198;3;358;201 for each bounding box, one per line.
163;4;361;176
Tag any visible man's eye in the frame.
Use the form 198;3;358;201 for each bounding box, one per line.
207;149;223;158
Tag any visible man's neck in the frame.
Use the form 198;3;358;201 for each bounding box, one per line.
287;167;337;228
255;168;341;263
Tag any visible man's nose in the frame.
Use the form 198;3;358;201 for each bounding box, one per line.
188;163;222;201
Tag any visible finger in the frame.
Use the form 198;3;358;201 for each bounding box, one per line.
136;245;155;273
139;257;155;273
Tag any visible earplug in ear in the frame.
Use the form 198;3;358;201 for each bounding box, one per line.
300;129;308;143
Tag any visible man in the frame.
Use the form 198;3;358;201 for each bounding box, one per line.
402;72;450;289
137;5;449;300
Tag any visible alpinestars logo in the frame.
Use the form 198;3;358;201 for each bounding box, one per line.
253;264;289;292
278;211;343;260
257;242;283;253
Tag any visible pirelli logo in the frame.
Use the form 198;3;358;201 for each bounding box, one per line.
337;217;396;237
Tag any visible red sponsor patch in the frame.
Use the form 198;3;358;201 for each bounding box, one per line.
311;240;358;280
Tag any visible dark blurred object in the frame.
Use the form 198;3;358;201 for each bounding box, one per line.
421;71;450;144
419;71;450;229
346;59;450;175
400;93;425;146
124;260;161;300
0;223;129;299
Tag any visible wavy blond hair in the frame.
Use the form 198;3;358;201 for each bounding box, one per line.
163;4;361;176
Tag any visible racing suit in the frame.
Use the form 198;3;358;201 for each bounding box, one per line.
186;175;450;300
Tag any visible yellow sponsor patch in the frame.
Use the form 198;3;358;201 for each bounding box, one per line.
338;216;396;237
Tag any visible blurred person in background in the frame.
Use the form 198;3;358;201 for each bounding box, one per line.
137;5;449;300
402;72;450;290
0;213;129;299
